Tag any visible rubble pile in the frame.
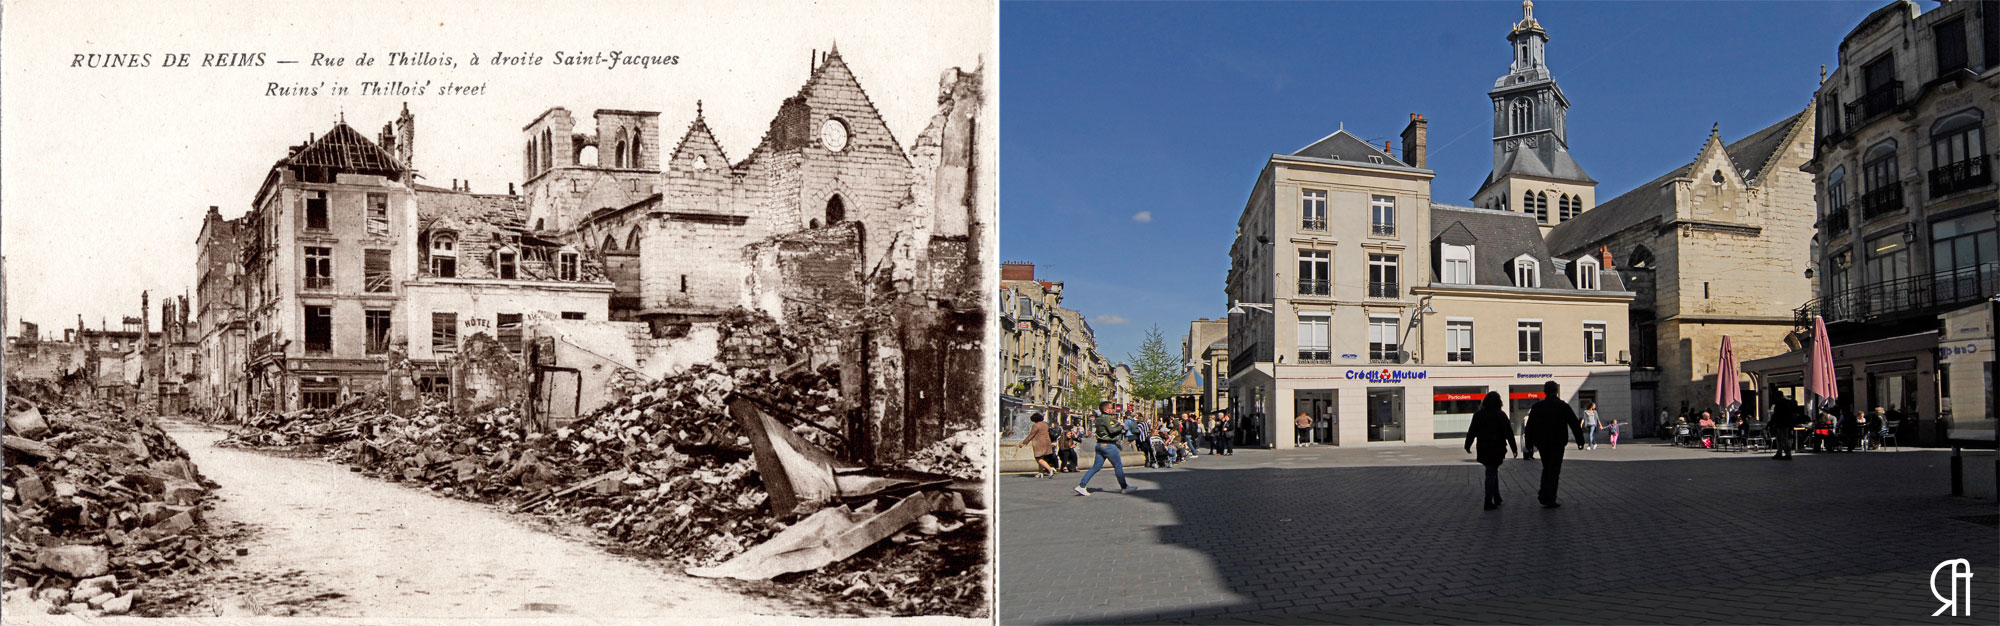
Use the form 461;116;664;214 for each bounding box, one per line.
208;312;987;616
3;389;225;617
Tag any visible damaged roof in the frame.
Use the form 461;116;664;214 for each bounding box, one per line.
415;186;610;284
282;122;407;174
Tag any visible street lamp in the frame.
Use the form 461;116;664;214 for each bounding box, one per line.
1403;295;1437;363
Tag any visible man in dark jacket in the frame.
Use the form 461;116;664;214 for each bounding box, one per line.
1212;414;1235;455
1522;380;1586;507
1076;402;1134;496
1769;396;1803;459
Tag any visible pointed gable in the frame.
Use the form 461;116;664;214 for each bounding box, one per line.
742;47;911;168
667;104;733;177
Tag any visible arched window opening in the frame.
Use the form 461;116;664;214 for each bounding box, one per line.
602;234;618;252
825;194;847;225
1628;245;1654;269
626;226;642;250
1510;99;1535;134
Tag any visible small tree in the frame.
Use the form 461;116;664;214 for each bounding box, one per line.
1127;325;1182;418
1064;379;1105;414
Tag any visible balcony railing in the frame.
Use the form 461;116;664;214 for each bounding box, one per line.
1368;347;1400;363
1297;279;1330;296
1300;218;1327;231
1297;349;1330;365
1822;207;1851;237
1368;281;1399;298
1929;155;1991;198
1371;222;1397;237
1814;262;2000;324
1859;182;1904;221
1843;81;1903;129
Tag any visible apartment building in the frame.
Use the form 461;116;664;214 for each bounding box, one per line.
1746;0;1998;446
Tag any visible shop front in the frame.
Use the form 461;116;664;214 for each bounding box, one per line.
1269;364;1628;448
1938;300;1996;445
1742;331;1945;446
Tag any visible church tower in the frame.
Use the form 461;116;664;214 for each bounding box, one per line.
1471;1;1596;235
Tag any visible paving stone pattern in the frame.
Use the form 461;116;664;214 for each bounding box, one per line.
1000;443;2000;624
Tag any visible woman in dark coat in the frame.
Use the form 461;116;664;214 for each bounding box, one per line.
1463;391;1520;510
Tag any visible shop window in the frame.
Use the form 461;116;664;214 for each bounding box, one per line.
301;388;339;409
1367;388;1404;442
1432;387;1487;439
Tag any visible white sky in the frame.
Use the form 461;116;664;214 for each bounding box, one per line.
2;0;993;337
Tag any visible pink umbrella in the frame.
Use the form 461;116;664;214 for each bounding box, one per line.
1714;334;1741;413
1805;316;1838;411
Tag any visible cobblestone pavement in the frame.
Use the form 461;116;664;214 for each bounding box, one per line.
1000;441;2000;624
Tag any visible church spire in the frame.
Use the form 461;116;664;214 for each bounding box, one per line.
1474;0;1595;229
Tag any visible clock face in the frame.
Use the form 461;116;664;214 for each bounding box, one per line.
820;118;850;152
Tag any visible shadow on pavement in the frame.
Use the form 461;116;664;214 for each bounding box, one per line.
1005;450;1999;625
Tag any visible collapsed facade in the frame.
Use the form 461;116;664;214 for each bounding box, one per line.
191;49;989;466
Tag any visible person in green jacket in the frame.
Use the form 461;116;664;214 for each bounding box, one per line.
1075;401;1134;496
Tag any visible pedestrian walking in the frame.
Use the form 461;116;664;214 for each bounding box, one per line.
1522;380;1586;508
1213;414;1235;455
1014;413;1059;478
1057;427;1080;471
1464;391;1519;510
1582;401;1600;450
1521;409;1537;461
1607;418;1620;449
1768;395;1802;459
1295;411;1313;447
1076;402;1133;496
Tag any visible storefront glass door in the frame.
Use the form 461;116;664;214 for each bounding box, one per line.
1367;388;1404;442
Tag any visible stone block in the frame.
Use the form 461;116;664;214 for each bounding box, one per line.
37;545;109;578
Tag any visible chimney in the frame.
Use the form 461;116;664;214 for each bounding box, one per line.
1400;113;1429;168
1599;245;1614;269
1001;262;1035;282
394;102;415;171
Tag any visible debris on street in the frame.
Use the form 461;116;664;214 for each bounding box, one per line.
212;316;990;616
2;383;232;617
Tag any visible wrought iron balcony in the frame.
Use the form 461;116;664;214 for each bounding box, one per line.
1814;262;2000;324
1371;222;1397;237
1297;349;1331;365
1822;207;1851;237
1858;182;1903;221
1843;81;1903;129
1367;281;1399;298
1300;218;1327;231
1929;155;1991;198
1368;347;1400;363
1297;279;1330;296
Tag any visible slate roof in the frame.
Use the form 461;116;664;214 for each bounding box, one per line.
414;186;608;284
1480;137;1594;190
1290;129;1405;165
1429;203;1570;289
1543;109;1808;257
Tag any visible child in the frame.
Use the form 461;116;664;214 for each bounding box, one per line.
1057;427;1080;472
1607;418;1620;449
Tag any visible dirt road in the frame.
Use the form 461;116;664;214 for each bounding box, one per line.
161;421;791;618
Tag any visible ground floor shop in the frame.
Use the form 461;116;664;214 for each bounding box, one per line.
1228;364;1631;449
1743;331;1952;446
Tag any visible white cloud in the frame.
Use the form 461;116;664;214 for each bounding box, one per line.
1094;314;1130;325
1131;211;1153;223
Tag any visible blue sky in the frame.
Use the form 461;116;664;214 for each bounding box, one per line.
1001;0;1888;363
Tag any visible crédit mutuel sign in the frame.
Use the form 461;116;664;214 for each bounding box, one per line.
1343;369;1429;383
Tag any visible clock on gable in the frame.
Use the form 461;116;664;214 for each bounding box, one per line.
820;118;850;152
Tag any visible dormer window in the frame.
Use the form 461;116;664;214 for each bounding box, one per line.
1441;244;1474;284
1574;256;1600;290
1512;254;1540;288
495;248;518;280
430;233;457;278
558;251;579;281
